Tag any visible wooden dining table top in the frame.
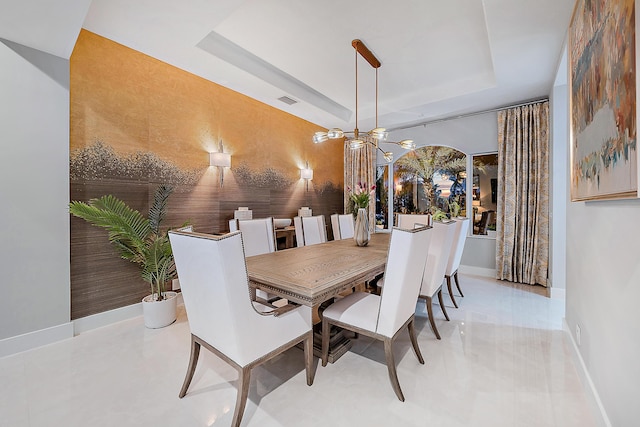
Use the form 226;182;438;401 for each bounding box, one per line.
246;232;390;307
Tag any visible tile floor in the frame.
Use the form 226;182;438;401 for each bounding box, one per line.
0;275;598;427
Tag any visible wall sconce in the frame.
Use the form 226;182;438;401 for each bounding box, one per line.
210;140;231;187
300;161;313;191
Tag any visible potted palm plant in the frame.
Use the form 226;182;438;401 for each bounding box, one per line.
69;184;181;328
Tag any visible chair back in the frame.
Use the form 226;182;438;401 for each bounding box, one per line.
420;221;456;297
293;216;304;247
331;213;355;240
376;226;432;337
229;218;238;232
169;230;312;366
302;215;327;245
294;215;327;246
476;210;495;234
330;214;340;240
237;217;276;257
444;218;470;276
338;214;355;239
396;213;431;229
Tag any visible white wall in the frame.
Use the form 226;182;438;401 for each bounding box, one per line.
0;39;72;354
566;195;640;426
550;84;568;290
387;112;499;271
558;44;640;427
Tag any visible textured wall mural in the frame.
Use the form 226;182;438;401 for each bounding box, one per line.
71;140;205;184
70;30;343;319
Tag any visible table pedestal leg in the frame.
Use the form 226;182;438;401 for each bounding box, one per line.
311;323;352;363
313;299;354;363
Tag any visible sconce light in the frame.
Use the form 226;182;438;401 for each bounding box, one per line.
301;161;313;191
210;140;231;187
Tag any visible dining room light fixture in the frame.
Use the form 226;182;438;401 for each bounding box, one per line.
312;39;415;163
210;140;231;188
301;161;313;191
300;162;313;180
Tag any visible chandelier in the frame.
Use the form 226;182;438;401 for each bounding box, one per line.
312;39;415;163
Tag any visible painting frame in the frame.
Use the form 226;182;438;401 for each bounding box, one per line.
569;0;639;201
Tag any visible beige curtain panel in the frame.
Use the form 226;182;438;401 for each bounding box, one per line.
344;141;376;232
496;101;550;286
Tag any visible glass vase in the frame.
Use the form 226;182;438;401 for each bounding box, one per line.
353;208;370;247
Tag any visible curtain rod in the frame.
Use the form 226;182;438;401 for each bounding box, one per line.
389;97;549;132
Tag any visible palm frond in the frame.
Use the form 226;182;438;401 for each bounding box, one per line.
71;195;150;239
141;235;176;297
148;185;173;235
70;188;179;295
69;196;151;269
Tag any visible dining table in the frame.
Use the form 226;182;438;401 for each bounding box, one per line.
246;232;391;362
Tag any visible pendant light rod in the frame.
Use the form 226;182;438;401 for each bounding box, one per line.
375;68;379;129
354;46;358;137
351;39;381;69
312;38;415;161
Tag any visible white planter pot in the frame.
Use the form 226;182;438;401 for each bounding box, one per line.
142;291;178;329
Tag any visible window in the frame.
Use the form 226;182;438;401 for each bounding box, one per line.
392;146;467;219
471;153;498;236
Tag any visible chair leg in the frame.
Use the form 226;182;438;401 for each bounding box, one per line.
437;289;450;321
454;271;464;297
425;296;441;340
407;319;424;364
383;338;405;402
446;275;459;308
231;366;251;427
321;318;330;367
179;335;201;398
304;333;315;385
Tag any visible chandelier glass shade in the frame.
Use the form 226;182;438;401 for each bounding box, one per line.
312;39;414;163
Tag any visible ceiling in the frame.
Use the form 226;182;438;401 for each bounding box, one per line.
1;0;575;134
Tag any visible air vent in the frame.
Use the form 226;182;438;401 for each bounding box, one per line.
278;96;298;105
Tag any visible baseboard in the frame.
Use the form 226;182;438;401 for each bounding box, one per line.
74;293;184;335
562;319;612;427
73;302;144;335
0;322;74;358
0;294;184;358
458;265;496;278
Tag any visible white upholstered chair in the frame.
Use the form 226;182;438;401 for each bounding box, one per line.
330;213;355;240
321;226;432;401
230;217;280;303
294;215;327;246
417;220;457;340
293;216;304;247
168;229;314;427
443;218;470;308
396;213;431;229
234;217;276;257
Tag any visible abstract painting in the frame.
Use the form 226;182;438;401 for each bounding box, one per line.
569;0;638;201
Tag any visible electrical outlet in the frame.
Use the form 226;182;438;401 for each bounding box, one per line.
576;324;581;346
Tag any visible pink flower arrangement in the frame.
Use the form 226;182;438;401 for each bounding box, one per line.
348;182;376;209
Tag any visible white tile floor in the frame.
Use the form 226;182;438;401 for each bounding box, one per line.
0;275;598;427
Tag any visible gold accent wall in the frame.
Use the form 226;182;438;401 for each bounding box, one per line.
70;29;343;319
